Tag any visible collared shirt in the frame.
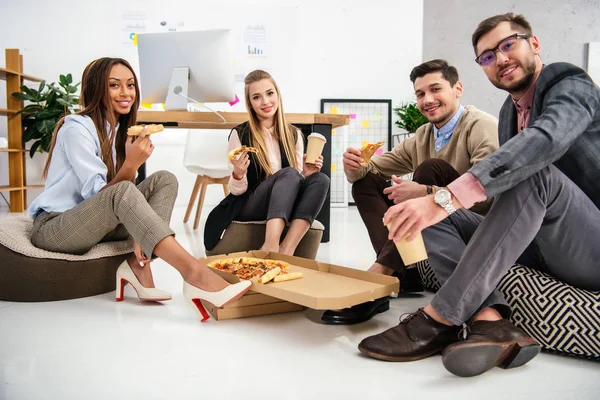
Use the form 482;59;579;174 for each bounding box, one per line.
433;105;465;152
449;78;540;208
28;115;117;218
513;81;537;132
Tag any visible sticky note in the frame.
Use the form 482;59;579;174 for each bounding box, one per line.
373;113;382;121
331;164;337;173
350;113;356;119
133;33;138;46
330;107;338;114
362;120;370;128
229;94;240;106
332;129;336;135
140;103;152;109
362;140;369;148
375;148;384;155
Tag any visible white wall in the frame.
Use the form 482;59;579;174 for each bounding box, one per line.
0;0;424;208
423;0;600;117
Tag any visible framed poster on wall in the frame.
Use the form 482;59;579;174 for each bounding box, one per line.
320;99;392;206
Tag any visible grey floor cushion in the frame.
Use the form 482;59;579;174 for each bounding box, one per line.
206;220;324;260
0;216;132;302
415;260;600;360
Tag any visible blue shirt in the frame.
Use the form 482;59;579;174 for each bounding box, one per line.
28;115;117;218
433;105;465;152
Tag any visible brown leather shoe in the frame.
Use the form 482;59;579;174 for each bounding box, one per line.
442;319;541;377
358;308;461;362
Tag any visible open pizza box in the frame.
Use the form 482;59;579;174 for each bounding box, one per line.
199;250;400;320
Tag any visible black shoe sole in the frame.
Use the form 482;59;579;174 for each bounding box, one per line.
321;301;390;325
442;339;541;377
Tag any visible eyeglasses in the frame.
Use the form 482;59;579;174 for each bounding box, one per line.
475;33;531;67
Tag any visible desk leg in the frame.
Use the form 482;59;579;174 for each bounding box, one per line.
311;124;331;243
136;163;146;184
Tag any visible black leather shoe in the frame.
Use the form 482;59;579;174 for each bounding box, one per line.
393;268;424;293
358;308;461;362
442;319;541;377
321;297;390;325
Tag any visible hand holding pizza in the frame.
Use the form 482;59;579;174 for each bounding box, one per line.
342;147;363;171
231;152;250;180
125;125;154;169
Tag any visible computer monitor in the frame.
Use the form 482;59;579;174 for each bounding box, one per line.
136;29;235;110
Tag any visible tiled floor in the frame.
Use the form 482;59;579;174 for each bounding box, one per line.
1;206;599;399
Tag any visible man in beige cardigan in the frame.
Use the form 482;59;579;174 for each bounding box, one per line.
322;59;499;325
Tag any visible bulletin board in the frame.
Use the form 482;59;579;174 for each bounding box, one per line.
321;99;392;206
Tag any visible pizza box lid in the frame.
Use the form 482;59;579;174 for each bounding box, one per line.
200;250;400;310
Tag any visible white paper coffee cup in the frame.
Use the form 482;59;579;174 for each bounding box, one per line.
305;133;326;164
386;224;428;266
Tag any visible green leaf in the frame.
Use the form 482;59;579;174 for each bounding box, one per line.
22;125;37;142
65;74;73;84
29;141;40;158
12;92;36;102
40;134;52;153
35;119;54;134
67;85;78;94
38;80;46;94
56;98;71;107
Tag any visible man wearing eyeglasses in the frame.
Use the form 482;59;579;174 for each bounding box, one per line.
358;12;600;377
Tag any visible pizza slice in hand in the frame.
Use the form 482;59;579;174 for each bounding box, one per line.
127;124;164;136
228;146;259;160
360;141;385;165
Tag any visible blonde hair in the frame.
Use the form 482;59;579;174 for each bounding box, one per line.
244;70;299;176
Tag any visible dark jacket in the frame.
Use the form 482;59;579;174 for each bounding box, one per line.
204;121;295;250
469;62;600;208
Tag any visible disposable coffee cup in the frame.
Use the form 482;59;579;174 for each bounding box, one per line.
387;225;428;266
305;133;326;164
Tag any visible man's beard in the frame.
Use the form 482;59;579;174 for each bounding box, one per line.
492;57;537;94
427;105;453;126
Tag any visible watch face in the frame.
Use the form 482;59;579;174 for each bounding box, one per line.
435;189;451;204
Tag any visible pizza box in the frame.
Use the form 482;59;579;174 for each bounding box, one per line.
200;250;400;311
201;292;305;321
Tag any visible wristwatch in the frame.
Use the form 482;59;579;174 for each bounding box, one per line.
434;188;456;215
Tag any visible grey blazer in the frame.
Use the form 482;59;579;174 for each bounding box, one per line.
470;62;600;209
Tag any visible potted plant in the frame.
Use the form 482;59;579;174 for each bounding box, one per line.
12;74;80;157
393;102;428;133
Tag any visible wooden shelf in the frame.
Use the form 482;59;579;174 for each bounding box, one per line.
0;185;44;192
0;67;42;82
0;107;18;115
2;49;45;212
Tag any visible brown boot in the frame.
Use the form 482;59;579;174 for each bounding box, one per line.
358;308;461;362
442;319;541;377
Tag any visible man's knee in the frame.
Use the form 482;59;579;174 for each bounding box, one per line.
351;172;387;198
413;158;459;186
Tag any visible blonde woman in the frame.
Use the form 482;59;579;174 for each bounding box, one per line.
205;70;329;255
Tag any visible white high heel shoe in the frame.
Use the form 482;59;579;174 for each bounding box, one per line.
183;280;252;322
115;260;172;302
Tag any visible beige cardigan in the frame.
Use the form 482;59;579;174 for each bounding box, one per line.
345;105;499;183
